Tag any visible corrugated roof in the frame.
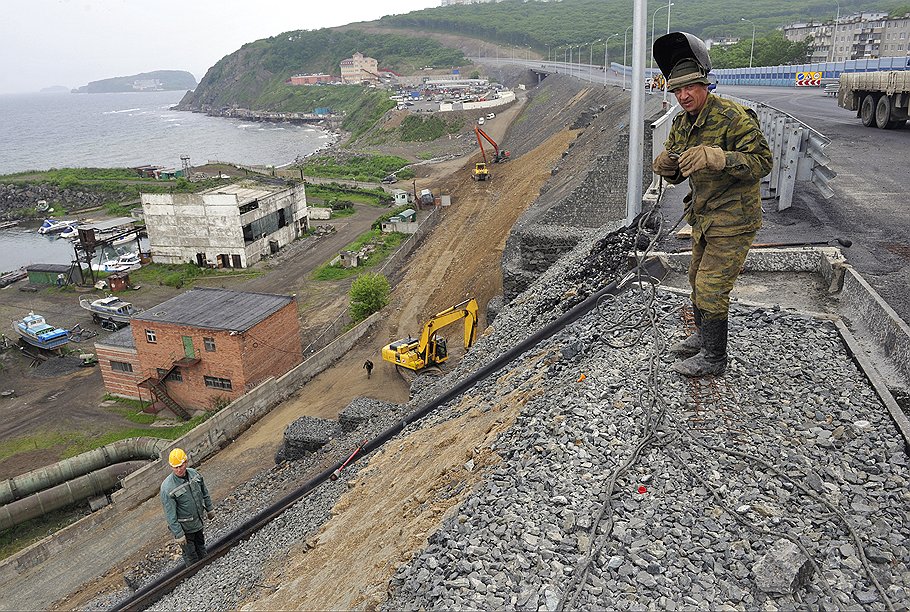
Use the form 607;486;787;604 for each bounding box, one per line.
133;288;293;331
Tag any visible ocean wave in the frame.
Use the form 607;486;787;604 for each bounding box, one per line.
103;108;142;115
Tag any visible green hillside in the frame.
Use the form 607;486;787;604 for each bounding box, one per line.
381;0;909;59
74;70;196;93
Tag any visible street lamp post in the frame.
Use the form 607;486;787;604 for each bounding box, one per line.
605;33;620;86
623;24;634;90
650;3;674;91
742;18;756;69
828;0;840;62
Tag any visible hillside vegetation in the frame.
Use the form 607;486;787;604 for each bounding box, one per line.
178;29;466;114
381;0;907;64
74;70;196;93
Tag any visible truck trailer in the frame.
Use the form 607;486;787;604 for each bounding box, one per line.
838;71;910;129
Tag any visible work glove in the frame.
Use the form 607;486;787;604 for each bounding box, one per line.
678;145;726;177
176;535;187;547
206;510;216;520
652;150;679;177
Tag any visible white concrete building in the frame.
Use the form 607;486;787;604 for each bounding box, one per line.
141;181;308;269
783;12;910;62
340;52;380;84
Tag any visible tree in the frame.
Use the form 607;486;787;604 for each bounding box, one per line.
349;272;390;322
711;31;809;69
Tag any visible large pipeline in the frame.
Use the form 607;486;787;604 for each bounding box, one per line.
0;461;150;532
114;257;666;611
0;437;169;505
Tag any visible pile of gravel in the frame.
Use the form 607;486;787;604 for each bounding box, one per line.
339;397;399;433
384;285;910;611
277;416;341;462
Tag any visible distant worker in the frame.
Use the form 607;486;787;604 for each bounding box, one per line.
651;32;773;377
160;448;214;567
363;359;374;379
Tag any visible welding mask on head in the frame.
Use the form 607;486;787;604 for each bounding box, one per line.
653;32;713;91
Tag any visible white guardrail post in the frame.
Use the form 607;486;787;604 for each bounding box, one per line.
650;97;836;211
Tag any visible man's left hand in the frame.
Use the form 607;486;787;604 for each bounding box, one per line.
679;146;726;176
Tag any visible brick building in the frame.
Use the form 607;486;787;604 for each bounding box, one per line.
94;288;302;415
286;73;335;85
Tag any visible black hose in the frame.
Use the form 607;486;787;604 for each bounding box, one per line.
114;256;667;611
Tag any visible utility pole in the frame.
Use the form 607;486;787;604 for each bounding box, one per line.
627;0;647;225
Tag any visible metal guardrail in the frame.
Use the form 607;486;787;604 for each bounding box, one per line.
650;97;835;211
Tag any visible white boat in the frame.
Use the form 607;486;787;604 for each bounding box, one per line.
79;295;142;325
91;252;141;273
58;223;82;239
13;312;70;350
37;218;77;235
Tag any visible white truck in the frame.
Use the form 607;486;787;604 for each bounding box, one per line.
838;70;910;129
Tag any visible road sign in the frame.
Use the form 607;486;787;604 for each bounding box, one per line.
796;71;822;87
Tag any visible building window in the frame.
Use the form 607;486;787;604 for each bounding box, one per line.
157;367;183;382
110;360;133;373
204;337;216;352
204;376;233;390
145;329;157;343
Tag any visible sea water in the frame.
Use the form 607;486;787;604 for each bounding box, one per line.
0;90;333;269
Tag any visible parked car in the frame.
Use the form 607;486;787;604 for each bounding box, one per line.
486;112;496;120
824;83;839;97
381;174;398;184
477;117;485;125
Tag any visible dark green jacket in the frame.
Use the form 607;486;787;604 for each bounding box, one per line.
160;467;212;538
663;94;773;237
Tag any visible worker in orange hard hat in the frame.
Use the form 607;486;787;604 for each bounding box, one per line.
159;448;215;566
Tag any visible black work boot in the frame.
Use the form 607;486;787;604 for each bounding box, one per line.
671;317;728;377
669;305;703;356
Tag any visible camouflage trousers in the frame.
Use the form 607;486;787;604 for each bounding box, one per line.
688;231;756;320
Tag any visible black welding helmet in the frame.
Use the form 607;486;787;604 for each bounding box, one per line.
653;32;712;90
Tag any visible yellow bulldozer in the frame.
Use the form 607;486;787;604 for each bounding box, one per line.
381;298;479;373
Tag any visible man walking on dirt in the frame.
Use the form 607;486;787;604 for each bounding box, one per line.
160;448;214;567
363;359;374;379
651;32;773;377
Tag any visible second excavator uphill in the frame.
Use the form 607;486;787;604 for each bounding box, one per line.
381;298;479;373
472;127;509;181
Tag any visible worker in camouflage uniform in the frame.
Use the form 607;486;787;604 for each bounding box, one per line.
651;32;773;377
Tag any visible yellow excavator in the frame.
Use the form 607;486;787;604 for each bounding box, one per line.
472;127;509;181
382;298;479;374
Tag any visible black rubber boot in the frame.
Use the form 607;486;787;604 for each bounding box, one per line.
671;317;728;377
669;305;702;356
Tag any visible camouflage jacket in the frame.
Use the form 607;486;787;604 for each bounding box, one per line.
663;94;773;237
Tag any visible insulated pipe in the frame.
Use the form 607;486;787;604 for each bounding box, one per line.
114;256;667;612
0;461;149;532
0;437;170;505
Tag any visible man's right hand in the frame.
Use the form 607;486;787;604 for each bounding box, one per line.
176;535;186;547
653;150;679;177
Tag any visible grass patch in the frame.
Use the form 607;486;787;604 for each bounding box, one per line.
399;115;463;142
0;504;91;561
305;182;392;206
129;263;260;289
303;154;413;182
312;230;406;281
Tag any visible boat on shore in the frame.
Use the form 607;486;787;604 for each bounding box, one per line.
0;220;19;230
0;267;27;288
13;312;70;350
59;223;82;239
79;295;142;326
91;252;141;273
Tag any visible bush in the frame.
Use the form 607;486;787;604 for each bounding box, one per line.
349;273;390;322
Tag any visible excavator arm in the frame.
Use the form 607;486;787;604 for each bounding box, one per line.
417;298;479;357
475;127;509;163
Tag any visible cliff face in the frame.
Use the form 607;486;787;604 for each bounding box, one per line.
175;48;277;112
74;70;197;94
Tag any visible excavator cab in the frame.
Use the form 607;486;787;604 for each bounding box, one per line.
381;298;478;373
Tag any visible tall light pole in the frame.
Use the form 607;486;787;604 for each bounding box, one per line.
741;18;756;69
546;44;551;63
650;3;674;91
623;24;634;90
662;0;674;105
605;32;620;86
828;0;840;62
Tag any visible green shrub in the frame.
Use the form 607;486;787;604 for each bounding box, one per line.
349;273;390;322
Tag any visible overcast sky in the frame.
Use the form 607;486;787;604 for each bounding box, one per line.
1;0;440;94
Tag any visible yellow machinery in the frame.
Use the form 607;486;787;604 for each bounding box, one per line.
472;127;509;181
472;162;489;181
382;298;479;372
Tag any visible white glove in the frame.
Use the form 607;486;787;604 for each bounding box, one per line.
176;535;187;547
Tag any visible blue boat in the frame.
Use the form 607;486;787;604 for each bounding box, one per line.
13;313;70;350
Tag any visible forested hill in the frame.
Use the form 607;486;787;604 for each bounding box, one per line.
73;70;197;93
175;28;465;113
381;0;909;51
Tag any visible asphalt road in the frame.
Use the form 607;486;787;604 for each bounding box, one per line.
721;85;910;324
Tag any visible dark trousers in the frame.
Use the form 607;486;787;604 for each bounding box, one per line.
181;529;206;566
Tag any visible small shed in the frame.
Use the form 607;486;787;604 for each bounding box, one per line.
392;190;412;207
391;208;416;223
26;264;71;286
108;271;130;292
